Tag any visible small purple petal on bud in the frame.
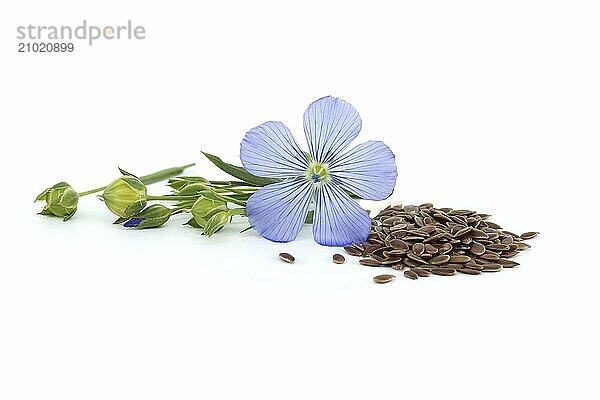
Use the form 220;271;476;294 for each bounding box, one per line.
123;217;144;228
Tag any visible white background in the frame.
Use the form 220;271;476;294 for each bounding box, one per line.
1;1;599;399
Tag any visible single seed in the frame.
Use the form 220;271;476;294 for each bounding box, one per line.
470;229;489;240
412;243;425;256
502;250;519;258
439;243;453;254
380;257;403;265
430;254;451;265
487;244;510;251
279;253;295;263
457;268;482;275
333;254;345;264
423;233;446;243
412;268;431;277
520;231;539;240
482;263;502;272
404;270;419;280
498;259;520;267
470;242;486;256
359;258;381;267
373;274;395;284
486;221;503;229
464;263;484;271
425;244;438;254
449;255;471;263
479;253;500;261
516;242;531;251
390;239;409;250
431;267;456;276
454;226;473;237
387;249;408;256
407;252;427;264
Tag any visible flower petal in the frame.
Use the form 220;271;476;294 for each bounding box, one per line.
303;96;362;164
240;121;309;178
246;178;314;243
329;141;397;200
312;182;371;246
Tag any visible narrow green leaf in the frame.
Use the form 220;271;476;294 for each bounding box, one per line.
304;210;314;224
118;167;140;179
201;151;281;187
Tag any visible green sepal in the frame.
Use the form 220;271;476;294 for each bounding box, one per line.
177;183;209;196
125;204;171;229
113;216;129;224
168;176;210;191
203;211;229;236
63;210;76;221
118;167;140;179
36;182;79;220
185;217;203;228
101;175;147;218
201;151;281;187
35;181;70;202
190;196;227;227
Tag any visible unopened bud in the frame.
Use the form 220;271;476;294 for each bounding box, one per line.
35;182;79;221
100;176;147;218
123;204;171;229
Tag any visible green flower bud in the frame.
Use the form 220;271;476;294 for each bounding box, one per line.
190;196;227;227
123;204;171;229
177;182;210;196
100;176;147;218
203;210;230;236
35;182;79;221
168;176;209;191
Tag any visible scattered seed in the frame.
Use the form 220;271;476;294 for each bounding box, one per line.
373;274;395;284
431;267;456;276
333;254;345;264
404;270;419;280
521;232;539;240
279;253;295;263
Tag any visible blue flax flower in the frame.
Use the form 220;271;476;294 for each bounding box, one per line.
240;96;397;246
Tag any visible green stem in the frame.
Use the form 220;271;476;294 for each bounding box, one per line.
147;195;199;201
228;208;246;216
78;164;194;197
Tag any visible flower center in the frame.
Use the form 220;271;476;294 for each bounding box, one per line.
305;162;330;186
